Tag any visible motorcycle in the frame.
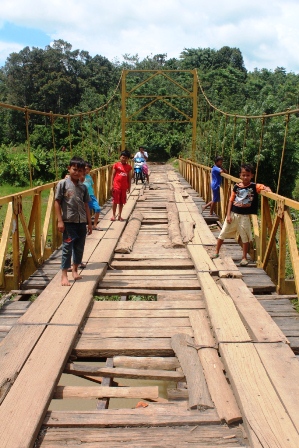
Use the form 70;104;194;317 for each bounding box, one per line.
133;157;146;184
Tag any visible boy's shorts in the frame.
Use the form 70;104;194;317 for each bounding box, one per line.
142;164;148;175
212;187;220;202
88;194;101;213
112;188;127;205
218;212;252;243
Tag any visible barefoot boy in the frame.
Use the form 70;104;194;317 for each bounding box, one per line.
110;150;132;221
211;163;271;266
55;156;92;286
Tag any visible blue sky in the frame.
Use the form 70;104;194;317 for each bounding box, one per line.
1;0;299;72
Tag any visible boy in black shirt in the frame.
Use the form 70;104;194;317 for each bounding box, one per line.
211;164;271;266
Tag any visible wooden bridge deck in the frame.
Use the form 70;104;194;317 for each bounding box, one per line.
0;164;299;447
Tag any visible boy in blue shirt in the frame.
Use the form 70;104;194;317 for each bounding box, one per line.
83;162;102;230
202;156;227;215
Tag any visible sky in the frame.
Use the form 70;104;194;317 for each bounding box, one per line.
0;0;299;73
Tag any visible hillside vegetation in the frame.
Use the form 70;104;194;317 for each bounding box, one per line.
0;40;298;198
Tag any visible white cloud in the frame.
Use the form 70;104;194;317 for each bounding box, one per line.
0;0;299;71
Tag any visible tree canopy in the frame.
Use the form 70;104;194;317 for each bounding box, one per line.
0;40;298;198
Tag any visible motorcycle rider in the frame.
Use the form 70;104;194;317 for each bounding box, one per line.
134;146;149;183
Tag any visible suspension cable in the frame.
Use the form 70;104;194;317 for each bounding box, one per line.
276;113;290;194
67;115;72;155
50;112;58;180
255;116;265;182
241;118;249;165
229;115;237;174
24;108;33;188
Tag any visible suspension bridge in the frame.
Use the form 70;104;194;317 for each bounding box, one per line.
0;70;298;447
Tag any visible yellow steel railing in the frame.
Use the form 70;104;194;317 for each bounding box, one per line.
0;164;113;291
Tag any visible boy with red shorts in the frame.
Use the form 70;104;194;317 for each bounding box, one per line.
110;150;132;221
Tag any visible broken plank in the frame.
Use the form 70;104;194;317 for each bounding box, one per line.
113;356;180;370
65;365;185;381
54;385;159;400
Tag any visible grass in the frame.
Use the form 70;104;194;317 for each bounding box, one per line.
0;183;51;235
0;184;31;197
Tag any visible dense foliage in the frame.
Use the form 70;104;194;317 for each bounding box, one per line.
0;40;298;198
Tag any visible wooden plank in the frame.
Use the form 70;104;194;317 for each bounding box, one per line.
0;325;45;404
106;274;198;281
255;342;299;434
38;425;245;447
187;244;215;271
110;259;194;269
54;385;159;399
50;266;106;325
99;279;200;290
73;336;174;357
219;342;299;448
82;317;191;328
157;292;203;301
213;257;242;278
221;278;288;343
82;325;193;338
95;288;202;296
44;408;221;427
65;365;185;381
105;269;197;277
88;309;196;318
189;310;242;424
0;228;120;447
91;238;119;263
17;272;69;324
91;300;203;310
113;356;180;370
171;333;214;410
112;253;190;260
197;272;251;343
0;325;79;448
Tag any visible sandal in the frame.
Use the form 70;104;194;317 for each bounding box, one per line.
118;217;125;222
239;259;249;266
211;254;220;259
110;217;116;221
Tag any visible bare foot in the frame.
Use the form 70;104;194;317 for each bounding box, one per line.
110;216;116;221
72;270;83;281
61;274;71;286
